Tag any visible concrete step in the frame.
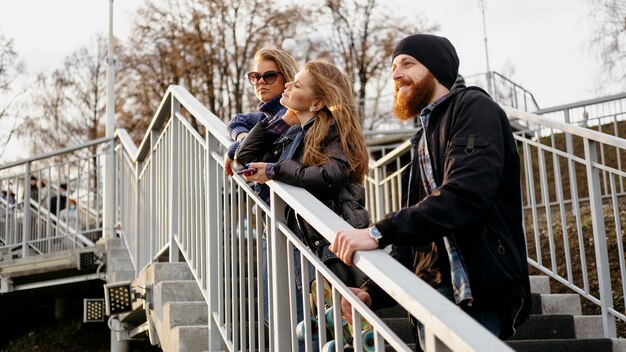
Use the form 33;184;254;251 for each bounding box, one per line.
108;248;131;260
170;325;208;352
533;293;582;315
530;294;542;315
153;280;204;323
155;280;204;304
164;301;208;330
512;313;604;341
109;256;133;269
508;338;613;352
152;262;196;282
102;237;125;250
111;269;135;283
573;315;604;340
511;315;576;340
529;275;550;294
135;262;196;288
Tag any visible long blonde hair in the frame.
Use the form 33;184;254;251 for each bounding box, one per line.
300;61;368;182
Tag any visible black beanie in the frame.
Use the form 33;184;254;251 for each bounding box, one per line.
392;34;460;90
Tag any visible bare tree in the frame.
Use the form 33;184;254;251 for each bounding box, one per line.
0;32;24;156
208;0;306;116
20;36;111;154
323;0;438;128
116;0;307;143
589;0;626;87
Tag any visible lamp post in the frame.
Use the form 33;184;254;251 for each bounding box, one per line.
478;0;493;96
103;0;116;240
104;2;127;352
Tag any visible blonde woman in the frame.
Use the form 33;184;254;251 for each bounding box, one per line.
236;60;370;285
224;47;299;177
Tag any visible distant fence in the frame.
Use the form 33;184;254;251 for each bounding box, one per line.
0;139;107;260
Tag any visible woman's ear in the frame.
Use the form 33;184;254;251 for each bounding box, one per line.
310;99;324;113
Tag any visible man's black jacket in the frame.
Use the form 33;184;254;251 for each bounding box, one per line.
370;85;531;335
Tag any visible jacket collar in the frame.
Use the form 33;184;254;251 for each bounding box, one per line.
258;95;284;117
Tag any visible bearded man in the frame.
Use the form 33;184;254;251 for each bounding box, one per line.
330;34;531;349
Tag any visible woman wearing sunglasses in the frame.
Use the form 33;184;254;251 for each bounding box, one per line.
235;60;370;292
224;47;299;176
224;48;311;350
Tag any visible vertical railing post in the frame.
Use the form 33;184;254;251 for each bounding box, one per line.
150;130;158;263
135;160;143;277
269;189;291;350
374;167;385;221
205;134;222;349
169;96;180;263
21;162;32;258
584;138;617;337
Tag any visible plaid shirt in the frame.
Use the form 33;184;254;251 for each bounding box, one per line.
417;96;474;306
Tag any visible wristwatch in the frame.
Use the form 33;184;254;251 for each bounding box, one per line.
368;226;383;243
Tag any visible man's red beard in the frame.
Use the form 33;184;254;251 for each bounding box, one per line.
392;72;437;121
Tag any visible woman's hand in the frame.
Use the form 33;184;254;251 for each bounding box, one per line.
341;287;372;323
224;153;234;176
242;162;270;183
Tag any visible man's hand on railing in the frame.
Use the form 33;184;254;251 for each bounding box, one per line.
341;287;372;323
330;228;378;266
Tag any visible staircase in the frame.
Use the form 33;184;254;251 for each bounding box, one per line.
367;274;626;352
3;86;626;351
136;262;208;352
512;275;626;352
106;251;626;352
105;238;211;352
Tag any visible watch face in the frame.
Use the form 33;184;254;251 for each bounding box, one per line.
369;226;382;241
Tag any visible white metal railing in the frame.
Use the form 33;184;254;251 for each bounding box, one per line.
505;105;626;338
362;96;626;339
114;85;511;351
0;138;108;260
465;71;540;112
533;93;626;198
365;139;412;222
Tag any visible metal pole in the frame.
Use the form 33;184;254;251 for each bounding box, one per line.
105;2;127;351
169;97;180;263
21;163;31;258
479;0;493;96
584;139;617;337
103;0;116;240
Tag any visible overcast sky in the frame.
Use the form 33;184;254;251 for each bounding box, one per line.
0;0;618;161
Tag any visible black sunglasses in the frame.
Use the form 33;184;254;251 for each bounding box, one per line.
247;70;283;85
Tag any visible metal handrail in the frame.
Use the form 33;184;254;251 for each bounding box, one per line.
0;139;107;261
464;71;540;111
270;180;508;351
0;136;113;171
491;71;540;109
502;105;626;149
363;99;626;339
131;86;231;164
535;92;626;115
114;85;512;351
